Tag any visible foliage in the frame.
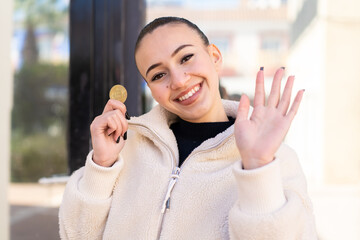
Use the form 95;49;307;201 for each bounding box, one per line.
15;0;68;31
11;0;69;182
12;63;68;134
11;63;69;182
11;131;68;182
15;0;68;65
21;24;39;64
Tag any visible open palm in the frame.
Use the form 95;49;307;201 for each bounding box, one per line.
234;68;304;170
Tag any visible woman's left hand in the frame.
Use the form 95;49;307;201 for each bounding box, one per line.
234;67;304;170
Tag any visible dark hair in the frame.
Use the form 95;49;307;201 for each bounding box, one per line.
135;16;209;52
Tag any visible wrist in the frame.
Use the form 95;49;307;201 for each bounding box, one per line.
92;153;117;167
241;156;275;170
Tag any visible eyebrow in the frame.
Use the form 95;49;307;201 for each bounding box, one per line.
145;44;194;77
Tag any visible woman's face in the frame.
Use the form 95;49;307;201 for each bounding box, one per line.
135;23;226;123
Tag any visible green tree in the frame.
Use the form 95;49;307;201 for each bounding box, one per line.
15;0;68;65
11;0;69;182
12;63;68;133
11;131;68;182
21;23;39;64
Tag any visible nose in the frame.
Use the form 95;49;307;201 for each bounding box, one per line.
170;70;190;90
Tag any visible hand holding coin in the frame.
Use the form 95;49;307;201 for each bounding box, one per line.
90;84;129;167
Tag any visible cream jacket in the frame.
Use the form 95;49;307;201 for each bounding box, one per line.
59;100;317;239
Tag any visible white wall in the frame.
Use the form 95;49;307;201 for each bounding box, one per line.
287;0;360;185
0;1;13;239
287;18;327;185
323;0;360;184
287;0;360;239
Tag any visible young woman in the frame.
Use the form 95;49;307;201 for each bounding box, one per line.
59;17;317;239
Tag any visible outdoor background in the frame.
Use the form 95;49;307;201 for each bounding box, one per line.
1;0;360;239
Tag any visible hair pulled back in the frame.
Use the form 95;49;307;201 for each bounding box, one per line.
135;16;209;52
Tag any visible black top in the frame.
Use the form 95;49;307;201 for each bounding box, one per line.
170;117;235;167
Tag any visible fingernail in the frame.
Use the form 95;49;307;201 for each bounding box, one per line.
123;131;127;140
281;66;285;70
125;111;130;120
116;136;120;143
260;66;264;71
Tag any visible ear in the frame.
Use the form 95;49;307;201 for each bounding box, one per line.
207;44;223;72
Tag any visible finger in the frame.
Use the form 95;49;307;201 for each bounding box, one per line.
105;114;120;138
236;94;250;121
105;110;128;141
253;67;265;107
112;110;125;141
277;75;295;115
115;109;128;137
286;89;305;121
103;99;127;115
267;67;285;107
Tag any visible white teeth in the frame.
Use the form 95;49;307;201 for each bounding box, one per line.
178;85;200;102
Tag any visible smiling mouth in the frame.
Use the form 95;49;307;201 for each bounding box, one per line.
177;84;201;102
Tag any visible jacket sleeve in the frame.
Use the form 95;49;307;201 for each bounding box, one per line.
228;144;318;239
59;150;124;240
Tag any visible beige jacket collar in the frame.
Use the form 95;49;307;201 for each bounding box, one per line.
128;99;241;158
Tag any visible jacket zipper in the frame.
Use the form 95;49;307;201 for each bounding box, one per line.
156;134;234;239
128;123;177;240
161;167;181;213
129;123;233;240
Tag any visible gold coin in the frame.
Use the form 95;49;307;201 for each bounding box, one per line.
109;85;127;103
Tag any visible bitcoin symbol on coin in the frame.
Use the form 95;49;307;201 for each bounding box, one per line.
109;85;127;103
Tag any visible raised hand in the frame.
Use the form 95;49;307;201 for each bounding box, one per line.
234;67;304;170
90;99;129;167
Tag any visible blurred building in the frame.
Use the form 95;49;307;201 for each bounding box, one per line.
288;0;360;184
287;0;360;239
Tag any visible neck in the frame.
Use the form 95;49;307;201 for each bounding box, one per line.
184;98;228;123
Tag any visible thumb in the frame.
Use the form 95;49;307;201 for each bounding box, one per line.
237;94;250;121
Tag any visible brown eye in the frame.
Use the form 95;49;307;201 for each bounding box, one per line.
152;73;165;81
181;54;194;64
